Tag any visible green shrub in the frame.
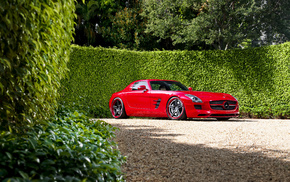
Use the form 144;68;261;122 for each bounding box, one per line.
0;0;75;131
60;43;290;118
0;108;125;181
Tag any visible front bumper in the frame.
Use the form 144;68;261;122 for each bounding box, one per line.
184;100;239;118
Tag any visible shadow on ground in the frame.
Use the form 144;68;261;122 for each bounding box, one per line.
150;118;258;122
110;122;290;182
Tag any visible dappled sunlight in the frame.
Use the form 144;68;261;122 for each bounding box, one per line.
102;118;290;181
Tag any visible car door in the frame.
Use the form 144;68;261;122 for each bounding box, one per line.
125;81;151;110
147;81;171;117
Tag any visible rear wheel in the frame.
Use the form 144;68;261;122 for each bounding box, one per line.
111;97;127;119
166;97;187;120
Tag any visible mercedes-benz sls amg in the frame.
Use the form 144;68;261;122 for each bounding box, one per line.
109;79;239;120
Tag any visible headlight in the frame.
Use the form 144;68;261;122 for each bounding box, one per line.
185;94;203;103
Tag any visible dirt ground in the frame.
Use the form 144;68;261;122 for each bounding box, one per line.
102;118;290;182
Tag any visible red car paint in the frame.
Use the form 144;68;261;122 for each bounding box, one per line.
109;79;239;120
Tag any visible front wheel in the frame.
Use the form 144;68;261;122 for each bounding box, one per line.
111;97;127;119
166;97;187;120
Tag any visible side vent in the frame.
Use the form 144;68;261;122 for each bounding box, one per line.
153;99;161;109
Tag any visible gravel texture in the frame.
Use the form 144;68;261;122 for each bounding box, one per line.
102;118;290;182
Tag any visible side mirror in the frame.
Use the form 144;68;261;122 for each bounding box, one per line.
188;87;193;91
138;85;147;90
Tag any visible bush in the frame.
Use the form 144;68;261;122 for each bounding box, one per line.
0;0;75;131
60;43;290;118
0;108;125;181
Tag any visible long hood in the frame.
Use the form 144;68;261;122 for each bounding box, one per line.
180;91;236;101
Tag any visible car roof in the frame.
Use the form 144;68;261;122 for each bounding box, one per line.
134;79;178;82
124;79;183;91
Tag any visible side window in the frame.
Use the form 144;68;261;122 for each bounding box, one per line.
169;84;182;91
132;81;148;91
150;81;168;91
151;83;160;90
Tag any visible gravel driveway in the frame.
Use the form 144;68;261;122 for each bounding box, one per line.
102;118;290;182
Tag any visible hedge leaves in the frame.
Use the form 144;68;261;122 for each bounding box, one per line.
61;43;290;118
0;0;76;131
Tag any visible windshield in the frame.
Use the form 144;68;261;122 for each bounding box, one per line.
150;81;189;91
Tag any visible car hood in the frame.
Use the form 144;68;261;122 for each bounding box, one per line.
180;91;235;101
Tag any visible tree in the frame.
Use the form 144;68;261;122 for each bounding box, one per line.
142;0;289;50
74;0;289;50
254;0;290;46
100;0;157;50
142;0;259;50
75;0;157;50
74;0;121;46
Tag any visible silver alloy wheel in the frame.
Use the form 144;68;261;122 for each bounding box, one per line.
168;98;184;118
113;99;122;117
112;97;127;118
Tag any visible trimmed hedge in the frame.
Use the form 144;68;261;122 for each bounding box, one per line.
60;43;290;118
0;0;75;131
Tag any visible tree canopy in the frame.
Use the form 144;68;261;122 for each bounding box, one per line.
74;0;290;50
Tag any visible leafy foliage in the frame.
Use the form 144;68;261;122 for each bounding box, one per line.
59;45;141;117
142;0;257;50
0;108;125;181
73;0;289;50
74;0;120;46
75;0;157;50
0;0;75;131
100;5;152;50
256;0;290;46
141;0;290;50
60;43;290;118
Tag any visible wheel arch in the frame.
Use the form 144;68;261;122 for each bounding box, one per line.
166;96;187;120
110;96;127;118
166;95;188;111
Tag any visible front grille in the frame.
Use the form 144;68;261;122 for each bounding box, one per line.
210;100;237;110
210;101;237;105
211;106;236;110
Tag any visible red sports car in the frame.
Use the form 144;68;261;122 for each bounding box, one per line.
109;79;239;120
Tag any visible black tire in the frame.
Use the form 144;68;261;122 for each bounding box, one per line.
111;97;127;119
216;118;230;121
166;97;187;120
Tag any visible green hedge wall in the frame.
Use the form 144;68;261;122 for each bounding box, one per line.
60;43;290;118
0;0;75;131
